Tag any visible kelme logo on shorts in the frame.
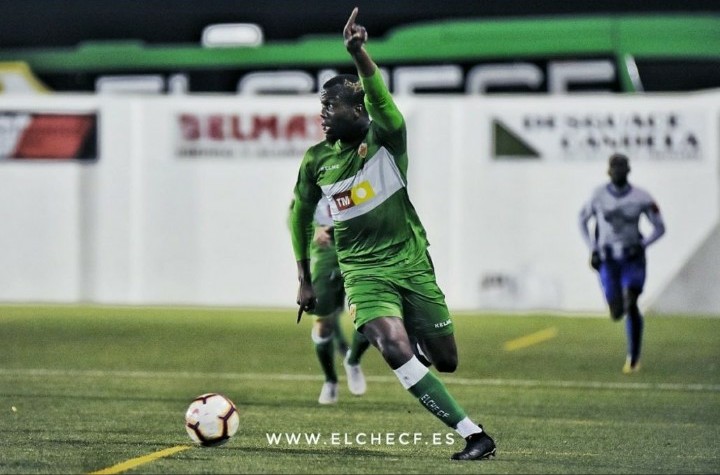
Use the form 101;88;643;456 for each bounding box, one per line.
332;181;376;210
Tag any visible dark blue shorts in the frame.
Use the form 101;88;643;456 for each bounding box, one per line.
599;257;646;303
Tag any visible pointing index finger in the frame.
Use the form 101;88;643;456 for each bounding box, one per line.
345;7;359;30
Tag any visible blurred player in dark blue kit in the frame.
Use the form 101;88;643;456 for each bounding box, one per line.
579;153;666;374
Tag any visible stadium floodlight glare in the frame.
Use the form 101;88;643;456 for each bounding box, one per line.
201;23;264;48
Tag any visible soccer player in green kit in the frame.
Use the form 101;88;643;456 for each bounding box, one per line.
307;199;370;404
289;7;496;461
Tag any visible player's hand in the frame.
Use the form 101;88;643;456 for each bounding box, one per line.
343;7;367;53
296;280;317;323
590;251;601;271
313;226;333;248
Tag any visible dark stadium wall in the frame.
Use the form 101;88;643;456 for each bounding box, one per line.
1;0;719;47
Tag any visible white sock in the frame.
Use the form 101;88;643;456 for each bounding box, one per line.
392;356;429;389
311;328;333;345
455;417;483;438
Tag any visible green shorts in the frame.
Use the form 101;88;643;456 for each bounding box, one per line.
309;241;345;317
343;252;453;339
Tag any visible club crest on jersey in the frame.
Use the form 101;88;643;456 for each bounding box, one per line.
332;180;376;210
348;304;357;320
358;143;368;158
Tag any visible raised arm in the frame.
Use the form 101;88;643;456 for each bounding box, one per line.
344;7;375;77
343;8;403;133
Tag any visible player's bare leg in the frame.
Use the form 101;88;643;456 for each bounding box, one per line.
417;334;459;373
361;316;496;460
622;287;643;373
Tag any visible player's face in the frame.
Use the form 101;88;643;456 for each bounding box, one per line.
320;88;361;143
608;157;630;186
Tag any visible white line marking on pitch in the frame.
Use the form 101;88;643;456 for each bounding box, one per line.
1;368;718;392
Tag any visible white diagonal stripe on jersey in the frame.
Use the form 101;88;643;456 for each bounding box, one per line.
320;147;405;222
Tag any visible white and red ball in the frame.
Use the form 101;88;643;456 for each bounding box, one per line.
185;393;239;446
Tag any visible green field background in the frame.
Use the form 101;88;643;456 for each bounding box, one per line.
0;306;718;474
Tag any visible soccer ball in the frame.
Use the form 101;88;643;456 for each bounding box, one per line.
184;393;240;446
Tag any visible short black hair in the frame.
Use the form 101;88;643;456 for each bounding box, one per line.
322;74;364;107
609;153;629;165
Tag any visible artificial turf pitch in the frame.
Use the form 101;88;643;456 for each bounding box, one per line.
0;305;718;474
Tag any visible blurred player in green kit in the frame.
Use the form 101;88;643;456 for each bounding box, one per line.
289;8;496;461
306;198;370;404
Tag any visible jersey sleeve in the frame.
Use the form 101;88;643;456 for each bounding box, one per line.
641;194;666;248
361;70;404;131
361;69;407;164
578;194;597;251
290;152;323;260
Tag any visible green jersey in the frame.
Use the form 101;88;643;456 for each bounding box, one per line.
291;70;429;270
